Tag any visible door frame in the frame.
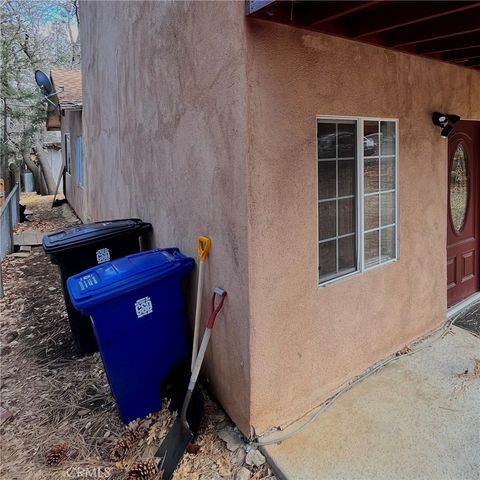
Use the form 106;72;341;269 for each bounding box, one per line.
446;120;480;309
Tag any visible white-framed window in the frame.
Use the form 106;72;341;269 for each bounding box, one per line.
317;117;398;285
75;135;84;187
64;133;71;175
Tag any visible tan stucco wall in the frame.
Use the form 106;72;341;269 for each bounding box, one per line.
245;21;480;434
63;109;87;222
79;1;480;437
79;1;252;432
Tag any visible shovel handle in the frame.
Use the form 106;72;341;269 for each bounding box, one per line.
181;289;226;429
197;236;211;262
190;291;226;388
207;289;227;329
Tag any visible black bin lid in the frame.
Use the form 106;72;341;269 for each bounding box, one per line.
42;218;152;254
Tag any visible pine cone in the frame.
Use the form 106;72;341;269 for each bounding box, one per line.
132;423;149;440
46;443;69;465
110;431;137;461
126;460;157;480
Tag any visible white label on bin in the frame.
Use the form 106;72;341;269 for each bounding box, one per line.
79;274;98;290
135;296;153;318
96;247;110;264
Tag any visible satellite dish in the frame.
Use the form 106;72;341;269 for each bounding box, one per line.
34;70;53;96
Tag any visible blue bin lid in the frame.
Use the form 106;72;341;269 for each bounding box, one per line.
67;248;194;312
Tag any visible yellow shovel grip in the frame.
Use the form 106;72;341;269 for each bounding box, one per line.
197;236;211;262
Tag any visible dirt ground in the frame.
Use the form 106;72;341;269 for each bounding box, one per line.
0;194;275;480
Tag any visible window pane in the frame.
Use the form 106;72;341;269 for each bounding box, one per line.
338;198;355;236
338;159;355;197
364;194;379;230
318;122;336;159
380;157;395;191
318;161;336;200
381;227;396;262
381;192;395;226
450;143;468;233
318;201;336;241
339;235;356;271
364;157;379;193
338;123;356;157
364;121;379;156
381;121;396;156
364;231;380;267
319;240;336;280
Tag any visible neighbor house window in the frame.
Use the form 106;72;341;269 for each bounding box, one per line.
64;133;71;174
317;118;398;284
75;135;84;187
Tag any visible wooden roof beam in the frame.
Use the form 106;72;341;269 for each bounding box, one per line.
300;1;379;28
464;57;480;67
383;8;480;47
442;47;480;62
413;32;480;54
350;1;480;38
248;1;304;26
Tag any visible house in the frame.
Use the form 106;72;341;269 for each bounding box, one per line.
78;1;480;438
47;69;87;221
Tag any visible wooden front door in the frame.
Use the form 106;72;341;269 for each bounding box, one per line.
447;121;480;307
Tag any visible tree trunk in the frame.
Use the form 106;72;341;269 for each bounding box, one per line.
33;142;56;194
39;165;49;195
21;150;42;194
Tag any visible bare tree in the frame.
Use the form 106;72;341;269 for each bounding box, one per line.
0;0;80;195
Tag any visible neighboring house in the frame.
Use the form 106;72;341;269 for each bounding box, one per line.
79;1;480;437
46;69;87;221
43;131;63;193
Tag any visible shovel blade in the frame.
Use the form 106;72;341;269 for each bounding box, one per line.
157;419;194;480
156;389;204;480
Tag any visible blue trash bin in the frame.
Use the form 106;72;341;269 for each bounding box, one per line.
67;248;194;422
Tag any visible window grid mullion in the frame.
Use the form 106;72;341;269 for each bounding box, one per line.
318;157;355;162
319;232;356;244
335;123;339;274
365;189;395;197
319;194;355;204
378;121;382;263
359;120;365;271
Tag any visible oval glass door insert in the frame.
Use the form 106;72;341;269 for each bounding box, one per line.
450;143;469;233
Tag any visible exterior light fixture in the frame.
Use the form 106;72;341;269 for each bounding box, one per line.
441;124;453;138
432;111;461;139
446;114;461;123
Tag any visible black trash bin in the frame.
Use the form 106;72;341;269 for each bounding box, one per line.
43;219;152;354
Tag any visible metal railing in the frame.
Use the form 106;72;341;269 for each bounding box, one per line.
0;184;20;260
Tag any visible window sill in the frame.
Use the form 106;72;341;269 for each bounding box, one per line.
318;258;398;288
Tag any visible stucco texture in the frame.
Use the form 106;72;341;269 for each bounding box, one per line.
79;1;252;432
79;1;480;438
245;20;480;434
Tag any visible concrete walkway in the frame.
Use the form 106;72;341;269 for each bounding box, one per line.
264;326;480;480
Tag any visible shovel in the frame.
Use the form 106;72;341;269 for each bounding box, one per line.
192;236;211;370
156;287;227;480
162;236;211;413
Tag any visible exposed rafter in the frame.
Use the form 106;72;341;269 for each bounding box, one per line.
247;1;480;70
384;8;480;47
414;32;480;55
349;1;480;39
